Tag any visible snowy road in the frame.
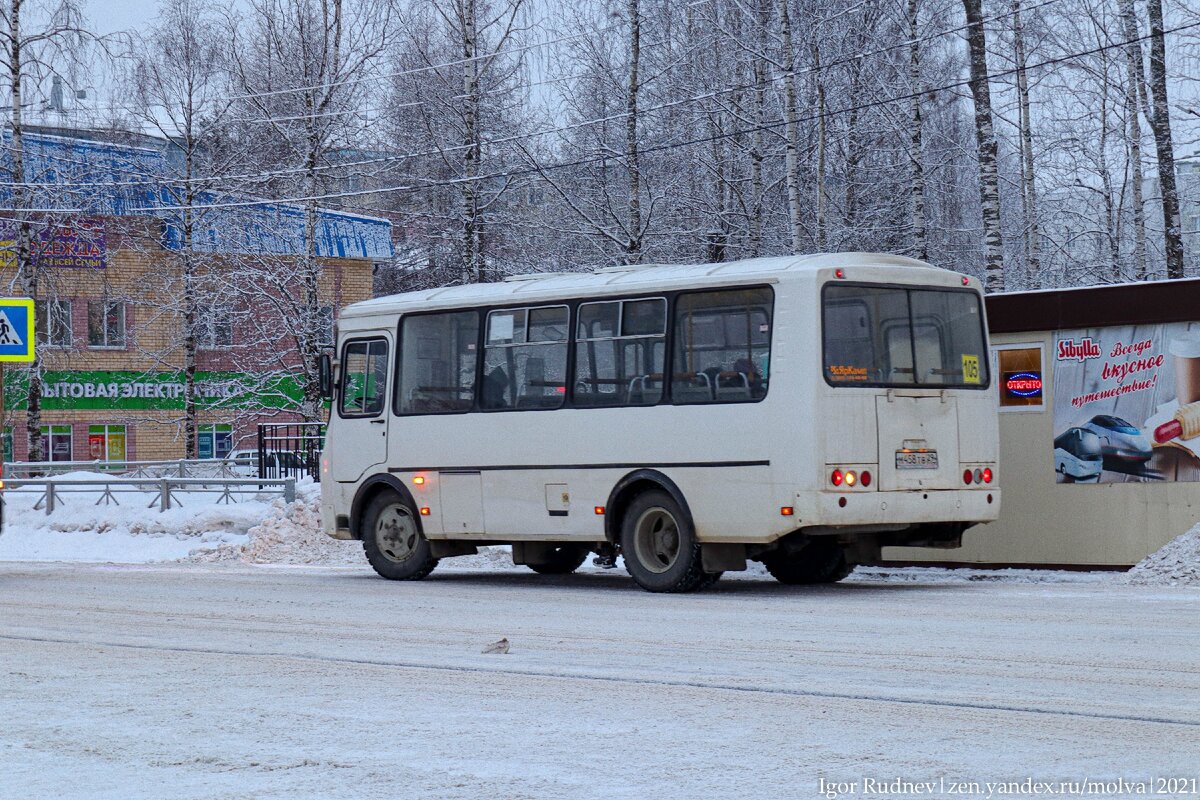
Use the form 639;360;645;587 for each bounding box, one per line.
2;563;1199;799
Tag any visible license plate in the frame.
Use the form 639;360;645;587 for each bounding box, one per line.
895;450;938;470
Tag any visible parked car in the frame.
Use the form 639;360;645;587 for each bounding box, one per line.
227;449;306;478
1054;426;1104;482
1079;414;1153;465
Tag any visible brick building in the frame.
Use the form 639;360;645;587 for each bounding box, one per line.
1;129;390;462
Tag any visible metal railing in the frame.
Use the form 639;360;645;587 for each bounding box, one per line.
1;476;296;515
3;458;248;479
258;422;325;481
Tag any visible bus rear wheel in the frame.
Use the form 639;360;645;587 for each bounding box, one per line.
526;543;591;575
361;492;438;581
619;490;713;593
763;539;851;585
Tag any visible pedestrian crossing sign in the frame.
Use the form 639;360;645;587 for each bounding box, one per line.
0;298;35;362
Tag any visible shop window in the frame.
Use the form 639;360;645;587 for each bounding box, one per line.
197;424;233;459
198;312;233;349
35;299;72;347
88;300;126;348
88;424;127;462
38;424;73;462
995;345;1045;410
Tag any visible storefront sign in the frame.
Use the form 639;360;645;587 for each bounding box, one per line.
3;370;304;411
1052;323;1200;483
1004;371;1042;398
0;219;106;269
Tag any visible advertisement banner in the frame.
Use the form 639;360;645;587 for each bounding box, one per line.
2;370;304;411
1052;322;1200;483
0;218;106;269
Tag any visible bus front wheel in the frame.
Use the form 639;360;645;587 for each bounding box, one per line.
763;539;851;585
619;490;712;593
361;492;439;581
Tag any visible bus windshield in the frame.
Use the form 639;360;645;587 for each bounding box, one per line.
822;284;989;388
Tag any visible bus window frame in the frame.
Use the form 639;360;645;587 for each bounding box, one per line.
575;296;669;409
671;286;775;405
387;283;776;416
393;308;483;418
480;303;571;412
820;281;991;390
337;336;390;419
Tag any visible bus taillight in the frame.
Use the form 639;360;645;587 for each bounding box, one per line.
831;469;844;487
982;468;993;484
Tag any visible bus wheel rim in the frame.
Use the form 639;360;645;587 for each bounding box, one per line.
376;504;418;563
633;507;681;574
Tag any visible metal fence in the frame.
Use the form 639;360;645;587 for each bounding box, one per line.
258;422;325;482
2;458;247;479
2;476;296;515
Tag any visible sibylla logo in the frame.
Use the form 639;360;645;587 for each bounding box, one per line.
1057;337;1102;362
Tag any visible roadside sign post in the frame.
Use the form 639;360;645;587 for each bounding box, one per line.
0;297;37;477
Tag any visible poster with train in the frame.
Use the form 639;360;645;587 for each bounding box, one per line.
1053;322;1200;483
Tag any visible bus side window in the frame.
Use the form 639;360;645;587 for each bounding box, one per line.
398;311;479;414
575;298;665;407
671;288;773;404
482;305;569;411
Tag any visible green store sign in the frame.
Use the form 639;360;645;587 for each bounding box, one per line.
3;370;305;411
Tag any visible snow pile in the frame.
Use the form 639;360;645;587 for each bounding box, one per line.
1124;522;1200;587
184;481;361;566
0;473;269;562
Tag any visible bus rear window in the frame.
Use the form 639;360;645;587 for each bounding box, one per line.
822;284;988;388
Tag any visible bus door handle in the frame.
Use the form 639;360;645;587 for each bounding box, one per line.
370;419;386;425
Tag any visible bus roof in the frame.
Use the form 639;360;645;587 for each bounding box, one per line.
342;252;965;321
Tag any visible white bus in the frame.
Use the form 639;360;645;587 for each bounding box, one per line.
318;253;999;592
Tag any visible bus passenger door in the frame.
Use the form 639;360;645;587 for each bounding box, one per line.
438;471;485;534
331;336;391;483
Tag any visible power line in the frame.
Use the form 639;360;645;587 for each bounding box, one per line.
109;14;1199;215
0;0;1066;193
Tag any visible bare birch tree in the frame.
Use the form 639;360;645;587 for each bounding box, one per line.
962;0;1005;291
1;0;92;460
1144;0;1183;279
229;0;396;420
127;0;236;456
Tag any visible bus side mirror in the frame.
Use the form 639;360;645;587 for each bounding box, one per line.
318;353;334;400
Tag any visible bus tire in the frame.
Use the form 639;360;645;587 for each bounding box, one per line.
763;539;851;585
361;491;438;581
527;544;591;575
620;490;710;593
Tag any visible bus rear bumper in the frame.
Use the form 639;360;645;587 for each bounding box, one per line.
800;488;1000;528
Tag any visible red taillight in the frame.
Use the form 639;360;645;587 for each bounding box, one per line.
963;469;973;486
982;467;993;484
831;469;844;486
860;470;871;487
835;268;845;279
961;276;970;286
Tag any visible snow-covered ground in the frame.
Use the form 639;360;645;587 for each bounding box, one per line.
1;562;1198;799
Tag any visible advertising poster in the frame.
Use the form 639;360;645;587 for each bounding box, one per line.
0;218;106;269
1053;322;1200;483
